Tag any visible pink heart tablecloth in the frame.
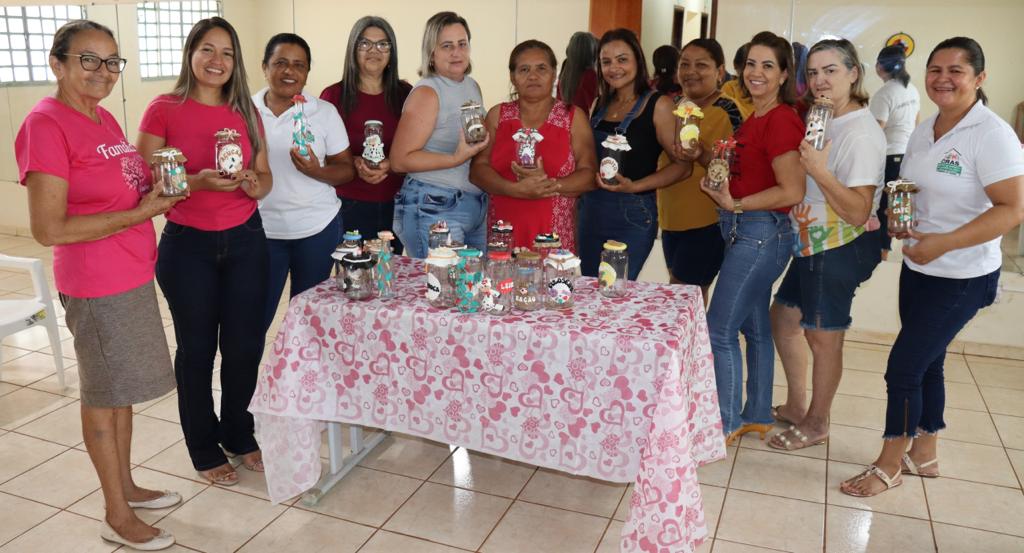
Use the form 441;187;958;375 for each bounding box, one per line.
250;257;725;553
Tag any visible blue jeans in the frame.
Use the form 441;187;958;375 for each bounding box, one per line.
708;210;794;434
577;189;658;279
263;208;342;332
393;177;488;259
156;211;268;471
883;265;998;438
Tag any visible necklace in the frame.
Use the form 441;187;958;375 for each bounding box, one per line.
608;94;637;120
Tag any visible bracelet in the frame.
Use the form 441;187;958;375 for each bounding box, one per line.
733;199;744;214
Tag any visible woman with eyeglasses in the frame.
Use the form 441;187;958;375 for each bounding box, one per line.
321;16;412;253
17;20;180;550
137;17;272;487
390;11;489;258
255;33;353;332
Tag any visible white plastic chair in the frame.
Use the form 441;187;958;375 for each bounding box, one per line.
0;254;65;389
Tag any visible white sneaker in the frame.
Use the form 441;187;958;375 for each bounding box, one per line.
101;521;175;551
127;490;182;510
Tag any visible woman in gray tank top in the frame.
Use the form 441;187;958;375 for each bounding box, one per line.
391;11;490;258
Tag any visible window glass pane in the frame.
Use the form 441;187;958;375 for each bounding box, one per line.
14;67;30;81
12;51;27;66
25;6;39;17
0;68;12;81
9;18;24;34
10;35;25;50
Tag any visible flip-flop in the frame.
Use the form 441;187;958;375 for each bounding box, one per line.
767;425;827;451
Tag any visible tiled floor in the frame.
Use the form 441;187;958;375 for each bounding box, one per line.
2;233;1024;552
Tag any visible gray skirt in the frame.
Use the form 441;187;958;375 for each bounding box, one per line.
61;281;175;407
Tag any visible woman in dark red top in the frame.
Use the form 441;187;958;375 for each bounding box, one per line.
470;40;596;251
699;31;806;446
321;16;411;253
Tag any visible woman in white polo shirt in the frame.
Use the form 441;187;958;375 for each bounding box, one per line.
870;44;920;258
842;37;1024;497
256;33;354;331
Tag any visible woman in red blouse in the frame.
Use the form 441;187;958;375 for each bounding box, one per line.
321;16;412;253
470;40;596;251
700;31;806;445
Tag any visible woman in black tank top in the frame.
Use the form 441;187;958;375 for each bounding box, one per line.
577;29;693;279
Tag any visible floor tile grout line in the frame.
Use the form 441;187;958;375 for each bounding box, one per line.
473;465;538;552
230;497;292;553
964;355;1024;492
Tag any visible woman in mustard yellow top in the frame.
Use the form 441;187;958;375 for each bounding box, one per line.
720;43;754;119
658;38;744;305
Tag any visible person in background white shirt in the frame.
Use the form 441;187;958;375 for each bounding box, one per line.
870;44;920;258
842;36;1024;498
768;38;885;453
255;33;354;332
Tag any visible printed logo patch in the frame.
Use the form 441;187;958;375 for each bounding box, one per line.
936;148;962;176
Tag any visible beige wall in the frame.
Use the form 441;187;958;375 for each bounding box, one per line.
717;0;1024;123
0;0;590;234
3;0;1023;235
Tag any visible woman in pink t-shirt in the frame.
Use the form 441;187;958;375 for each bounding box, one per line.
17;21;181;550
137;17;272;487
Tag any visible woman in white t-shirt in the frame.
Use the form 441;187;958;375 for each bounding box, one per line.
255;33;354;332
768;39;885;452
842;37;1024;498
870;45;920;257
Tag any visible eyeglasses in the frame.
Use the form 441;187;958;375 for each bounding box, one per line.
67;53;128;73
356;39;392;53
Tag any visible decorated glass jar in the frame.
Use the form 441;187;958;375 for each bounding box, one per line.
886;178;920;235
483;250;514;315
374;230;396;300
805;96;833;151
706;137;737;192
425;247;457;308
598;240;629;298
454;249;484;313
151;147;188;197
214;128;244;175
599;133;631;185
512;127;544;169
460;100;487;144
341;252;375;301
532;232;561;259
513;251;544;311
291;95;314;157
672;100;704;149
543;249;581;309
489;220;514;253
428;220;451;249
362;120;385;169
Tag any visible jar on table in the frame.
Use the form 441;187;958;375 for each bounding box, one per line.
428;220;451;249
454;248;484;313
489;220;514;253
331;234;363;291
886;178;919;235
425;247;457;308
341;252;375;301
805;96;834;151
513;251;544;311
483;250;514;315
598;240;629;298
460;100;487;144
214;128;244;175
543;249;581;309
150;147;189;197
374;230;396;300
362;120;385;169
533;232;561;259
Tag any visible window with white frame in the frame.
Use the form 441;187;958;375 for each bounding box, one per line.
137;1;222;79
0;5;88;85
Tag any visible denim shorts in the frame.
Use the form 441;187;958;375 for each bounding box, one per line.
774;230;881;330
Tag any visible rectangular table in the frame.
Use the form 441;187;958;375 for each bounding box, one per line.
250;257;726;553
